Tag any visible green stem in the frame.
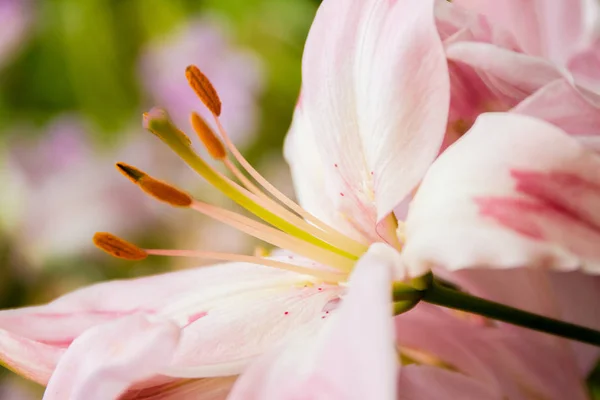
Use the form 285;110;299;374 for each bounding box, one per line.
421;282;600;346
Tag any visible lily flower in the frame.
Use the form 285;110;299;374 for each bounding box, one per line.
1;0;598;398
0;0;449;396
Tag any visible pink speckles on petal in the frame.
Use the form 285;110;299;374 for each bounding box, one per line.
322;297;341;313
186;312;208;326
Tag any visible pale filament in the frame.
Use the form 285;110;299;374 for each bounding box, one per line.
190;200;355;272
175;138;362;259
222;158;265;198
145;249;345;283
211;115;370;252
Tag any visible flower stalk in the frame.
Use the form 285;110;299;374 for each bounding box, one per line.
392;278;600;346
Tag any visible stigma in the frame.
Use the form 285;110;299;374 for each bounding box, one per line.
93;65;370;285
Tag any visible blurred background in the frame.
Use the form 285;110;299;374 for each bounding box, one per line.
0;0;320;396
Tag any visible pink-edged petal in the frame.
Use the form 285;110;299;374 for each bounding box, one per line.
446;42;562;100
396;304;588;400
512;78;600;135
0;260;325;383
403;112;600;276
160;278;343;378
285;105;370;243
0;262;294;346
43;314;180;400
288;0;449;237
398;365;501;400
0;330;64;385
228;243;399;400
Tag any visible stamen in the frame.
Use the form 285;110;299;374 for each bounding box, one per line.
116;163;192;207
191;200;355;271
185;65;221;116
93;232;148;260
138;177;193;207
190;112;226;160
144;110;361;260
145;249;344;283
185;65;352;245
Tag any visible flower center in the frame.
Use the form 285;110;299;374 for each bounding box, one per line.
93;65;371;284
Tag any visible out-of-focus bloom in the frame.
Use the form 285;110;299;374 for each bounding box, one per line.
0;0;598;398
0;116;154;266
140;17;263;148
0;0;31;68
436;0;600;142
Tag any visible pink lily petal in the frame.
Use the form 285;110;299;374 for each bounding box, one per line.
446;42;562;99
512;78;600;136
160;272;343;377
398;365;501;400
452;0;593;63
403;112;600;276
122;377;236;400
442;267;600;375
0;330;64;384
568;37;600;104
228;243;399;400
43;314;180;400
287;0;449;239
0;260;340;383
396;304;588;400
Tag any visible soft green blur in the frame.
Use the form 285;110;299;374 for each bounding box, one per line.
0;0;319;394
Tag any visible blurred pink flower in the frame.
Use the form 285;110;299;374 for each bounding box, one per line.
140;18;263;148
436;0;600;143
0;116;156;265
0;0;31;68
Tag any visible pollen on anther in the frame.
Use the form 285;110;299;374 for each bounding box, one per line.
93;232;147;261
139;177;193;207
185;65;222;116
190;112;226;160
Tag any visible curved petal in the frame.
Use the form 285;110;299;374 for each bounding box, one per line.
453;0;594;63
122;377;236;400
160;273;343;377
441;267;600;374
512;78;600;135
568;37;600;103
228;243;399;400
43;314;180;400
0;260;329;383
289;0;449;235
446;42;562;100
398;365;501;400
403;112;600;276
396;304;588;400
0;330;64;385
